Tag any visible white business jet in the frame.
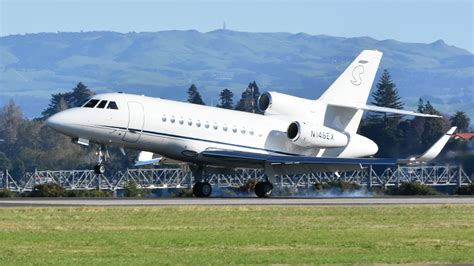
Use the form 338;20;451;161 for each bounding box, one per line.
46;50;455;197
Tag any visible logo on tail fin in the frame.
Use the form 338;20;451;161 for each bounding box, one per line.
350;65;364;86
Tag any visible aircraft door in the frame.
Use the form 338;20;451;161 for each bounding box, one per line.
123;101;144;142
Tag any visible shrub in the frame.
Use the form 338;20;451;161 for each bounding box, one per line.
455;183;474;195
395;182;439;195
31;183;66;197
314;181;361;192
66;189;112;197
173;188;194;198
237;178;258;193
0;188;16;198
124;181;143;197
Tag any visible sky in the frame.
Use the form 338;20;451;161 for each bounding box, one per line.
0;0;473;52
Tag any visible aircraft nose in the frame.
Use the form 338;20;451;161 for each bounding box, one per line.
46;111;68;131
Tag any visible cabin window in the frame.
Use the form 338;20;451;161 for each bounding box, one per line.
223;124;228;131
232;126;237;133
96;100;107;109
179;117;184;125
249;129;254;136
196;120;201;127
107;101;118;110
205;121;210;128
213;123;218;130
84;99;99;108
162;114;167;122
170;116;175;123
241;127;246;134
188;119;193;126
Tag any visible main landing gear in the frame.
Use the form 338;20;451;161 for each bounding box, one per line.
190;164;274;198
94;145;108;175
255;181;273;198
193;181;212;197
191;165;212;197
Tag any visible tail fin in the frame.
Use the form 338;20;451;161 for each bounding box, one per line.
319;50;382;105
319;50;383;133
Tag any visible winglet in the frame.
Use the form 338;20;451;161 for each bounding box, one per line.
398;127;456;165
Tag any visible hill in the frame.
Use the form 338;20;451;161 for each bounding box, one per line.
0;30;472;120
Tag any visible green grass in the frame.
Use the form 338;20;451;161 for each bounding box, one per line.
0;205;473;264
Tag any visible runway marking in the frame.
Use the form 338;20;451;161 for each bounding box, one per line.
0;197;473;207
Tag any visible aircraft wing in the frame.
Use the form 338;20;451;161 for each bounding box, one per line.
202;127;456;173
202;150;396;165
201;150;396;174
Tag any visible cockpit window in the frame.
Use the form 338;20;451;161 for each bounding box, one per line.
96;100;108;109
80;98;92;107
107;101;118;110
84;99;99;108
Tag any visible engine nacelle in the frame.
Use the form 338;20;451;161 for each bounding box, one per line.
257;91;316;116
287;121;348;148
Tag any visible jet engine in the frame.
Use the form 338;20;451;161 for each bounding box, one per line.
257;92;316;116
287;121;348;148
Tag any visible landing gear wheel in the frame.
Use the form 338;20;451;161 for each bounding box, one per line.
255;181;273;198
193;182;212;197
94;163;106;175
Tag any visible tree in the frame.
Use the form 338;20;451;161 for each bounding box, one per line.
41;93;69;119
235;81;261;113
450;111;470;132
0;152;12;170
361;70;404;157
370;69;404;123
217;89;234;109
41;82;95;119
70;82;95;107
0;100;23;154
10;158;25;180
187;84;205;105
420;101;445;149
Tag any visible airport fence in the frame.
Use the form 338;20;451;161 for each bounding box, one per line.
0;165;472;192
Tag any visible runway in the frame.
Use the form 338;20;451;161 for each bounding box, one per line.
0;197;473;207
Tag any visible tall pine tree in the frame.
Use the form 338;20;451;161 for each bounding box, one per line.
217;89;234;109
360;69;404;157
370;69;404;123
70;82;95;107
187;84;205;105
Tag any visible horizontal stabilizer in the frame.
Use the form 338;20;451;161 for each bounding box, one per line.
328;103;442;118
398;127;456;165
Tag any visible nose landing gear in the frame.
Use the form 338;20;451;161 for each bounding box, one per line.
94;145;108;175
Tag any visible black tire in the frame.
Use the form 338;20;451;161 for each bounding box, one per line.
193;182;203;197
193;182;212;197
255;181;273;198
200;182;212;197
94;163;106;175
